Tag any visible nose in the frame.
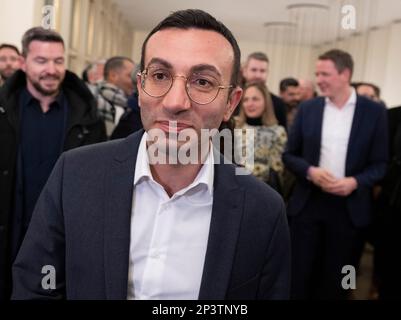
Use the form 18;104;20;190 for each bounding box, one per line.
161;76;191;114
243;100;252;108
46;61;57;74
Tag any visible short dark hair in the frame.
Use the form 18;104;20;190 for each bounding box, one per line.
0;43;20;55
104;56;134;80
140;9;241;87
280;77;299;92
21;27;64;57
247;52;269;63
318;49;354;79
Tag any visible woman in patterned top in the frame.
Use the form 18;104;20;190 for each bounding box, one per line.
234;82;287;192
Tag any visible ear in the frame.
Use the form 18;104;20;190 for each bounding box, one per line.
341;68;351;83
136;73;142;95
223;86;243;122
20;55;26;72
108;70;119;83
136;73;144;108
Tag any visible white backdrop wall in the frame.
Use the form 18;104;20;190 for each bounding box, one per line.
0;0;39;51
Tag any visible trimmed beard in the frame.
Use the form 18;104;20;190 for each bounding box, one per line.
0;68;16;81
27;74;62;96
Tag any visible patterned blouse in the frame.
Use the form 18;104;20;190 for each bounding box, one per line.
234;123;287;183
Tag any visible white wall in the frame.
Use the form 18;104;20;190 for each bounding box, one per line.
382;22;401;107
0;0;39;50
132;30;149;65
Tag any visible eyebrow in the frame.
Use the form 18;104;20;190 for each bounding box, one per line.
191;64;222;78
34;56;64;60
146;58;222;78
147;58;173;69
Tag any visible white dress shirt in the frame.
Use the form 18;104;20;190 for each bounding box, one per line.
127;133;214;300
319;88;356;178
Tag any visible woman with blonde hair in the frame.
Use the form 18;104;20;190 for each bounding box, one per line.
235;82;287;192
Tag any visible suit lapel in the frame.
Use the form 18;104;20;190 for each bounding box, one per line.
103;131;143;299
311;98;325;166
198;158;245;299
345;96;363;175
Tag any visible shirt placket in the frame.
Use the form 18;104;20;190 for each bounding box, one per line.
139;194;174;299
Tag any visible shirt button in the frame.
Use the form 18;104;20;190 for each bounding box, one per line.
2;170;9;176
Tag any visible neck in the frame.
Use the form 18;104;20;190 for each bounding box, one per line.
147;141;210;197
149;163;202;197
329;86;352;108
27;81;58;113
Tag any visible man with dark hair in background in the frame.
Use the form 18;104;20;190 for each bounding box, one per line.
279;77;301;129
0;44;21;87
283;49;388;299
12;9;290;300
0;27;106;300
241;52;287;129
93;56;135;136
110;64;143;139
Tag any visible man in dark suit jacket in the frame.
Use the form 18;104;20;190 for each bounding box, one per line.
283;49;388;299
12;9;290;300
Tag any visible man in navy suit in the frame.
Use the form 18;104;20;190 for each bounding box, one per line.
11;9;290;300
283;49;388;299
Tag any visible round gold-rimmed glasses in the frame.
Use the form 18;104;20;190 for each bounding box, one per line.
139;67;233;105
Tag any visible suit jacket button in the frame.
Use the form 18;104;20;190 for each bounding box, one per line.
2;170;9;176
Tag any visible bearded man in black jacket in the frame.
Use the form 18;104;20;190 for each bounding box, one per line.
0;27;106;300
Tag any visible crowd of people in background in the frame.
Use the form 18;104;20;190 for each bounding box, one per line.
1;18;400;300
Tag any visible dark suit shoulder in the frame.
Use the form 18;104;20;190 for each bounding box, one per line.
298;96;324;110
270;93;283;104
235;170;284;215
357;95;385;111
62;130;143;169
64;137;122;160
388;106;401;133
388;105;401;118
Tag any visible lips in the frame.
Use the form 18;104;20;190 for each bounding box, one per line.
156;120;192;133
40;75;60;81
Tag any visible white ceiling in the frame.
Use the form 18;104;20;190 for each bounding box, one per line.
114;0;401;45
